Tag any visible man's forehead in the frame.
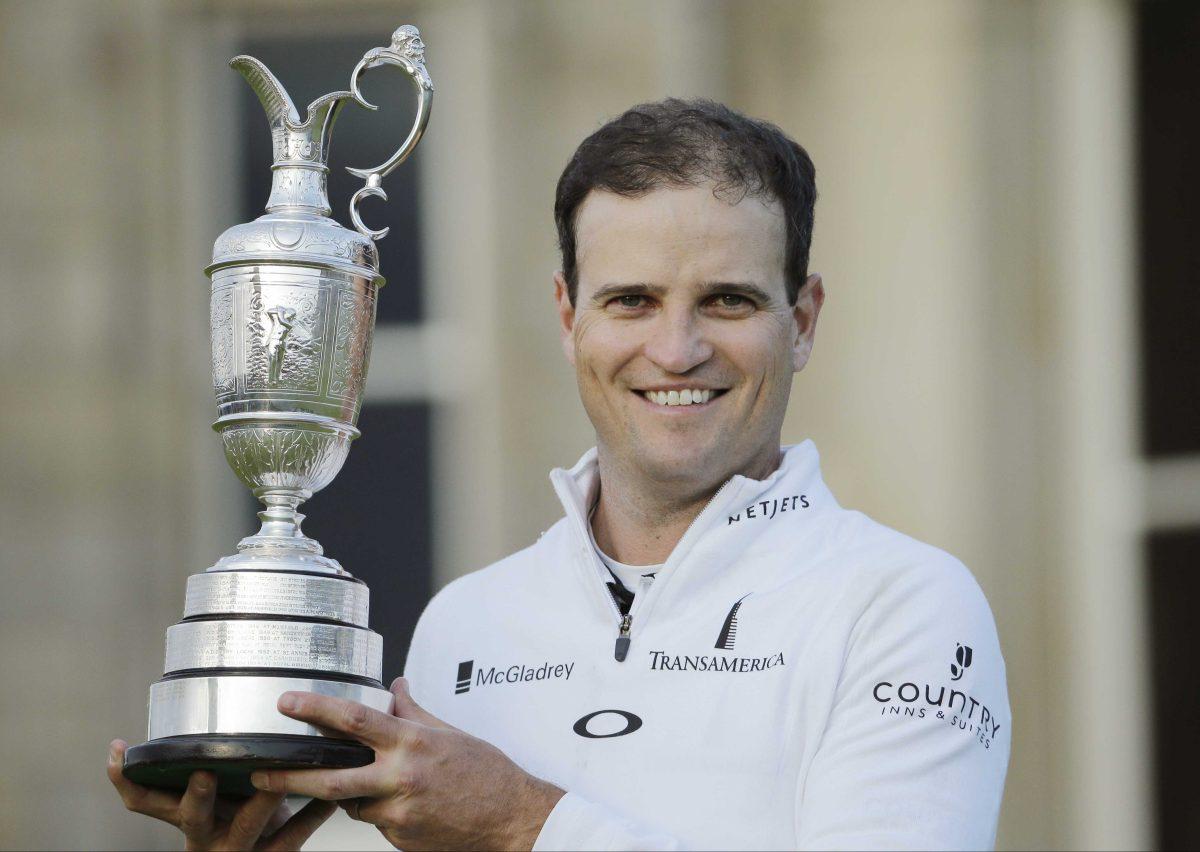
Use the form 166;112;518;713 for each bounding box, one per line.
574;184;786;293
575;183;783;233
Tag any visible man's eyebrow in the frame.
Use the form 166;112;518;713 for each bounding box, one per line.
588;282;668;304
698;281;776;303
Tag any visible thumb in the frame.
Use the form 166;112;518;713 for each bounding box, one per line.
389;677;453;729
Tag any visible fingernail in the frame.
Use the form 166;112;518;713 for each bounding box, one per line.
193;775;210;793
279;693;297;712
250;771;270;791
107;746;117;765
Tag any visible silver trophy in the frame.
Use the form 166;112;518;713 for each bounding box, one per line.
123;26;432;795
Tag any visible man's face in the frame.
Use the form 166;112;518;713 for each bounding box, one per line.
556;183;824;496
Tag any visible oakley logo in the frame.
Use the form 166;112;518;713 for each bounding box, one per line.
572;709;643;739
715;593;751;651
951;644;973;681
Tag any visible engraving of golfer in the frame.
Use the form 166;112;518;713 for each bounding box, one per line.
265;306;296;385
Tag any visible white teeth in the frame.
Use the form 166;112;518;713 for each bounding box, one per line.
642;389;716;406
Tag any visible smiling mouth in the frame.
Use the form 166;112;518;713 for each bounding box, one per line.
638;388;727;407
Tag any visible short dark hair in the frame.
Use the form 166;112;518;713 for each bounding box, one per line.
554;98;817;304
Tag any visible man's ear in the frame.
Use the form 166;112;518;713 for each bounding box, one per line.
792;273;825;372
554;271;577;366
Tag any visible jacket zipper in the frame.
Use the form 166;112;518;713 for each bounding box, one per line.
603;477;738;662
614;613;632;661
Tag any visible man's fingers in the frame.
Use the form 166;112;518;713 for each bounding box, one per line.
251;764;381;800
176;771;217;842
106;740;183;823
258;798;338;851
389;677;453;729
224;789;286;849
276;692;398;749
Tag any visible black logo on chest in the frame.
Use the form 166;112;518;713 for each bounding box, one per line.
727;494;809;524
573;709;643;739
715;594;752;650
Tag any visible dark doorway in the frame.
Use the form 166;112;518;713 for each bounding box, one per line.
1137;2;1200;457
1146;528;1200;851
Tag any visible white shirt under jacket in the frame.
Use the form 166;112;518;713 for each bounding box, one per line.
402;441;1011;850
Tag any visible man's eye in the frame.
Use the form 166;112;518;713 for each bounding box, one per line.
712;294;752;309
614;295;645;308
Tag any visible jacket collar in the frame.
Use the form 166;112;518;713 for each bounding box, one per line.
549;441;836;624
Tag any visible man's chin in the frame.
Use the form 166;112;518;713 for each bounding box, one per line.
624;443;730;491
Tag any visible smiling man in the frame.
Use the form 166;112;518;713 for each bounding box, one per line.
110;99;1009;850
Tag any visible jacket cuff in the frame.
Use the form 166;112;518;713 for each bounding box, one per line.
532;792;682;851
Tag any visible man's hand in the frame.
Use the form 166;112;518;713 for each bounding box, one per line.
107;740;337;851
248;678;565;851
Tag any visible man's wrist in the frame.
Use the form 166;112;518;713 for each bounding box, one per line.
503;774;566;851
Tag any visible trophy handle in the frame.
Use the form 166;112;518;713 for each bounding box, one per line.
345;25;434;241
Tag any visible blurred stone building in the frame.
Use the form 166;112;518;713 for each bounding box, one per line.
2;0;1194;849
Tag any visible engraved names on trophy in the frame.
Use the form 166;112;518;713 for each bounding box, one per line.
185;572;370;626
165;620;382;680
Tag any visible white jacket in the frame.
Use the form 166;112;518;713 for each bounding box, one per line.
404;442;1010;850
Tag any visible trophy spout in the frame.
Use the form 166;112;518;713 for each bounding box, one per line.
230;56;356;217
229;56;301;143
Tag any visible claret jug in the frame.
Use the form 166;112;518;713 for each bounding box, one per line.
123;25;432;795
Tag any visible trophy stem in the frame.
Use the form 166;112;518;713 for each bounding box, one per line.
237;488;323;555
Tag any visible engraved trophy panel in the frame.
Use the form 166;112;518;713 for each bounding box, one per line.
244;280;326;395
329;285;377;403
125;25;433;796
211;265;378;424
211;286;237;399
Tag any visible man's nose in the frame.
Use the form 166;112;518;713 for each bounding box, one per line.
642;310;713;375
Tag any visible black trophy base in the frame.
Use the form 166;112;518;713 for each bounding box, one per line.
123;734;374;797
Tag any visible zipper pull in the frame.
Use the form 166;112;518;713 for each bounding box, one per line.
614;613;632;662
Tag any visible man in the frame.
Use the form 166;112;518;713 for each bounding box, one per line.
110;98;1010;850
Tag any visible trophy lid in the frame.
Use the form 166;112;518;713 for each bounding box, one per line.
206;26;433;282
209;214;382;282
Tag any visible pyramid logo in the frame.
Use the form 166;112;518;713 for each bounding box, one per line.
714;594;752;651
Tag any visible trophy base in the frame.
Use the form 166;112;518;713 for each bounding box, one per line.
123;733;374;797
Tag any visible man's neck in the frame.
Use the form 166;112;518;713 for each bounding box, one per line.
590;445;782;566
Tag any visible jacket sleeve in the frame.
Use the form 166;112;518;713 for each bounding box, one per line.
532;794;684;851
793;555;1011;850
401;581;457;712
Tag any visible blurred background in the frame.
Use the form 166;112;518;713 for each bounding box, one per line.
1;0;1196;848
